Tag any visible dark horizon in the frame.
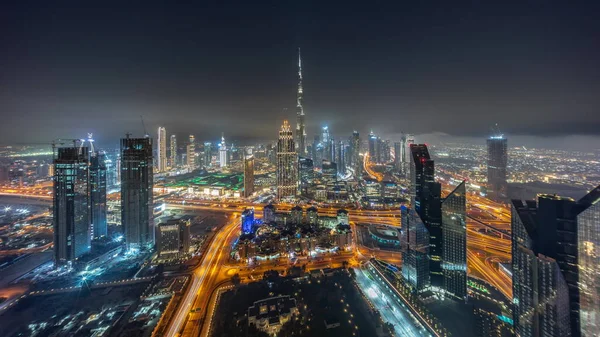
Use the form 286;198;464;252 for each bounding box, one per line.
1;1;599;149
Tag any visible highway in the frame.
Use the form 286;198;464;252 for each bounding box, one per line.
164;214;241;337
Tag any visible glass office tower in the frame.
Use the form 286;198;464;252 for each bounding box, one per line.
53;146;90;265
121;136;154;249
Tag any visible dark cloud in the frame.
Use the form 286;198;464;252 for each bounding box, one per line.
1;1;599;146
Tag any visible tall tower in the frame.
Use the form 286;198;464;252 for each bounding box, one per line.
203;142;212;167
157;127;167;172
352;131;361;177
187;135;195;169
322;126;331;161
90;151;107;239
487;127;508;200
53;145;90;265
219;133;228;168
295;48;307;156
409;144;443;289
169;134;177;168
577;186;600;337
368;131;376;163
277;120;297;200
121;136;154;249
243;150;254;198
442;181;467;301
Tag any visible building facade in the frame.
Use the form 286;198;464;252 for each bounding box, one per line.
410;144;443;290
157;218;191;258
511;198;572;337
219;134;228;168
157;126;167;172
169;134;177;168
577;186;600;337
53;146;91;265
187;135;195;169
121;136;154;249
276;121;297;200
441;181;467;300
90;151;107;239
243;152;254;198
487;135;508;199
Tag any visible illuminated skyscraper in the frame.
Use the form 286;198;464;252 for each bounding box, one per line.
512;193;586;337
336;140;346;176
351;131;361;176
169;134;177;168
187;135;195;169
121;136;154;248
157;218;191;258
401;205;430;291
295;48;306;156
243;151;254;198
394;141;402;171
90;151;107;239
219;134;228;168
400;134;407;174
298;157;314;196
276;120;297;199
578;186;600;337
487;131;508;199
442;181;467;300
53;145;90;265
203;142;212;167
157;126;167;172
368;130;376;162
322;126;331;161
410;144;443;290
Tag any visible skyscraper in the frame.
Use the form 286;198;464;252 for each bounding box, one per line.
322;126;331;161
121;136;154;249
351;131;361;177
409;144;443;290
400;134;407;174
203;142;212;167
441;181;467;300
169;134;177;168
53;146;90;265
298;157;314;196
243;151;254;198
90;151;107;239
511;191;600;337
487;133;508;199
401;205;430;291
219;134;228;168
157;126;167;172
276;120;297;200
187;135;195;169
337;140;346;176
295;48;306;156
368;131;376;163
394;141;403;172
577;186;600;337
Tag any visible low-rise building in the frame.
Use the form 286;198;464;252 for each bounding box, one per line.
248;295;298;335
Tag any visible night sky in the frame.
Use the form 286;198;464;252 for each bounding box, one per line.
1;1;599;149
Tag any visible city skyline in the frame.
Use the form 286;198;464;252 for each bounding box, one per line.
1;3;599;337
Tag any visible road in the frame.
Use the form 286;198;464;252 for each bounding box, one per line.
355;267;428;337
164;214;241;337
